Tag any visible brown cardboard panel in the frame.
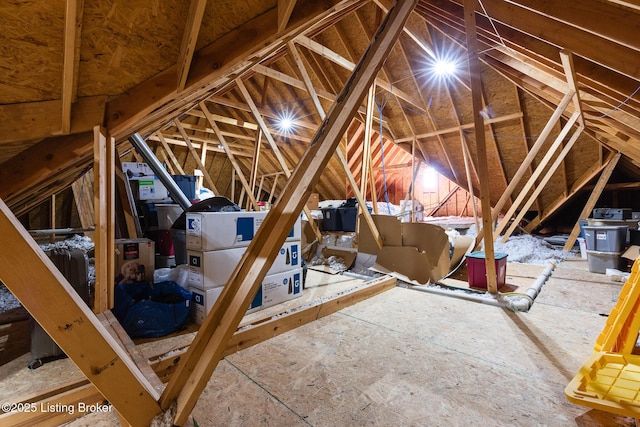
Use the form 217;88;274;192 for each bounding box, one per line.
401;222;448;253
622;245;640;260
375;245;450;284
450;235;475;269
358;214;403;254
321;247;357;269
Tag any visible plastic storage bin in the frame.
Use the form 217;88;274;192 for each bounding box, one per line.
338;207;358;232
171;175;197;200
593;208;632;220
321;208;341;231
586;250;625;273
583;226;628;252
465;251;508;289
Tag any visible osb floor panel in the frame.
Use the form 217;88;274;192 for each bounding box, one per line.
1;258;637;426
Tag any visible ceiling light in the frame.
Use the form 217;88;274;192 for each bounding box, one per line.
275;110;297;133
279;117;293;132
432;59;457;77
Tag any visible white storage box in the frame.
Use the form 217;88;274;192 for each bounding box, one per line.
186;211;301;251
190;267;303;324
247;267;303;314
190;286;223;325
187;241;301;289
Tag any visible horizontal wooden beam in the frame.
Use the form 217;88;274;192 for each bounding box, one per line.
1;275;396;426
0;96;105;144
395;112;523;143
0;131;94;207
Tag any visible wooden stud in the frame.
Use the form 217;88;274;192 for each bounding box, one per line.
114;155;141;238
562;152;621;251
288;39;382;246
460;130;480;233
106;132;115;306
494;112;580;238
463;0;498;294
249;131;262;199
61;0;82;135
160;3;418;424
200;102;259;210
158;149;176;176
269;176;279;203
278;0;298;32
71;171;95;231
174;119;220;194
361;85;376;208
177;0;207;91
0;199;162;425
157;132;186;175
93;126;108;313
503;125;584;242
473;90;575;248
525;155;615;232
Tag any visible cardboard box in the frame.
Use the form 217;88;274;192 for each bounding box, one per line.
307;193;320;210
189;286;223;325
122;162;169;200
115;238;155;284
247;268;303;314
186;211;301;251
121;162;155;179
187;241;301;289
190;268;303;324
358;214;458;284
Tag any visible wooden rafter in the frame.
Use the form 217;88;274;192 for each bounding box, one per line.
106;0;364;139
295;35;427;114
200;102;259;210
174;119;220;194
61;0;83;134
0;97;105;145
502;124;584;241
494;112;580;237
561;152;622;250
156;132;186;175
395;112;523;143
0;197;162;426
159;3;417;424
177;0;207;91
278;0;298;32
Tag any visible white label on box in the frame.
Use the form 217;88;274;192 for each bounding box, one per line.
187;253;203;286
596;232;607;240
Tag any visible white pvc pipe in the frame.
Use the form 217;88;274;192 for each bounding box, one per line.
410;261;555;313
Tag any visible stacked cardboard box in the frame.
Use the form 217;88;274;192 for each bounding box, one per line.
114;238;155;285
185;211;303;324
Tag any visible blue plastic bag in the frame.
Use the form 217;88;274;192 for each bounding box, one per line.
113;281;191;338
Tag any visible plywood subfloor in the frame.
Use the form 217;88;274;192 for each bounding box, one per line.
1;259;636;426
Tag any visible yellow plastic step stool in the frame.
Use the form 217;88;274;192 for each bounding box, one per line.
566;258;640;417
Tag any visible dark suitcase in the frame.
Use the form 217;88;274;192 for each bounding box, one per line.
28;248;90;369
